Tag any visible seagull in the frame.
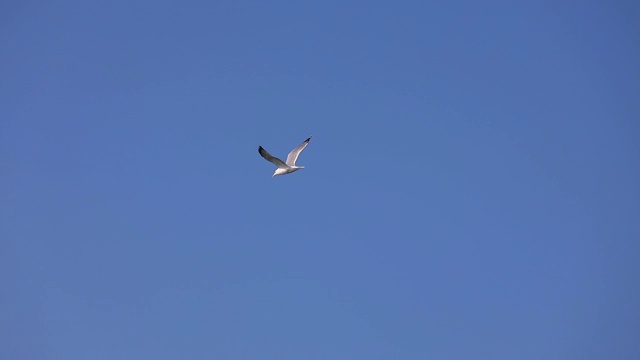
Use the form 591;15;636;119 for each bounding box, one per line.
258;136;312;177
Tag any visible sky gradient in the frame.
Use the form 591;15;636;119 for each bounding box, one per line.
2;1;639;359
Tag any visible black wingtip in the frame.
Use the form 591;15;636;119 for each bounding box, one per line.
258;146;263;153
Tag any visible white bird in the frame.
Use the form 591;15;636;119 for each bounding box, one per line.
258;136;312;177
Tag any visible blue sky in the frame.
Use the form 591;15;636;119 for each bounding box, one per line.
2;1;639;359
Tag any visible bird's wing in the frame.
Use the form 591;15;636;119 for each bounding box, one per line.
285;136;312;166
259;146;288;168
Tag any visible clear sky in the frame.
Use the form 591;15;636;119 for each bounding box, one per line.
2;1;639;359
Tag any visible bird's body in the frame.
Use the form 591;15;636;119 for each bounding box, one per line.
258;136;312;177
273;166;304;177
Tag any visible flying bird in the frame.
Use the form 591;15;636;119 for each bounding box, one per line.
258;136;312;177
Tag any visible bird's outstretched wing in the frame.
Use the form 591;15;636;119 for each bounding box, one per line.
259;146;288;168
285;136;312;166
